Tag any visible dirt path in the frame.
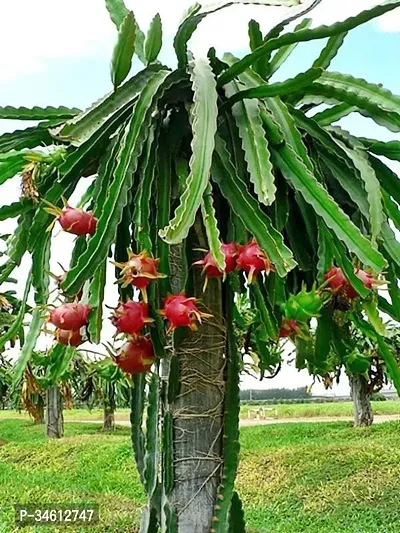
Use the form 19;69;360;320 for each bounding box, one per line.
74;414;400;428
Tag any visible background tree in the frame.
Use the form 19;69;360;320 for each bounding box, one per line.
79;357;131;432
0;276;29;412
0;354;12;410
292;315;400;427
12;349;86;437
0;0;400;531
20;363;46;424
238;293;400;426
239;387;312;401
342;324;400;427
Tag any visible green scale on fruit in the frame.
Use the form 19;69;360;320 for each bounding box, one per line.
281;286;326;323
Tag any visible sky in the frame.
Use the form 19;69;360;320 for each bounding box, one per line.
1;0;400;396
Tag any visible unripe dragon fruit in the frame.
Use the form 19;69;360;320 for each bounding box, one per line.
237;239;273;283
115;336;155;374
49;302;92;331
161;293;212;333
56;328;85;347
111;301;153;336
114;250;166;302
281;287;324;323
193;243;238;278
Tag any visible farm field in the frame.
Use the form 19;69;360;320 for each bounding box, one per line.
239;400;400;419
2;400;400;424
1;416;400;533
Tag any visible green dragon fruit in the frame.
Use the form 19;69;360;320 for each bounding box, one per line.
345;350;370;375
281;286;325;323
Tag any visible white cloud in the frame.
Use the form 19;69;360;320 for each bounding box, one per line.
0;1;399;81
126;0;400;55
378;10;400;31
129;0;400;55
0;0;115;81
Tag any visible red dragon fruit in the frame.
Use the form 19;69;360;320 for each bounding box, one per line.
237;239;273;283
58;206;97;236
111;300;153;336
193;243;238;278
55;328;85;347
325;266;377;299
160;293;212;333
325;266;348;291
355;269;375;290
49;302;91;330
279;319;300;338
115;337;155;374
44;200;97;236
114;250;166;302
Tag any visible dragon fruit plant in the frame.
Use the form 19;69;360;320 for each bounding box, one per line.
1;0;400;530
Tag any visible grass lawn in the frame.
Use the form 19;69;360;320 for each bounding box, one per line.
1;417;400;532
240;400;400;419
1;400;399;425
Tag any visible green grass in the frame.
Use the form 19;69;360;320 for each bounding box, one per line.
0;420;144;533
64;408;131;422
239;422;400;532
240;400;400;419
1;416;400;532
3;400;398;425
